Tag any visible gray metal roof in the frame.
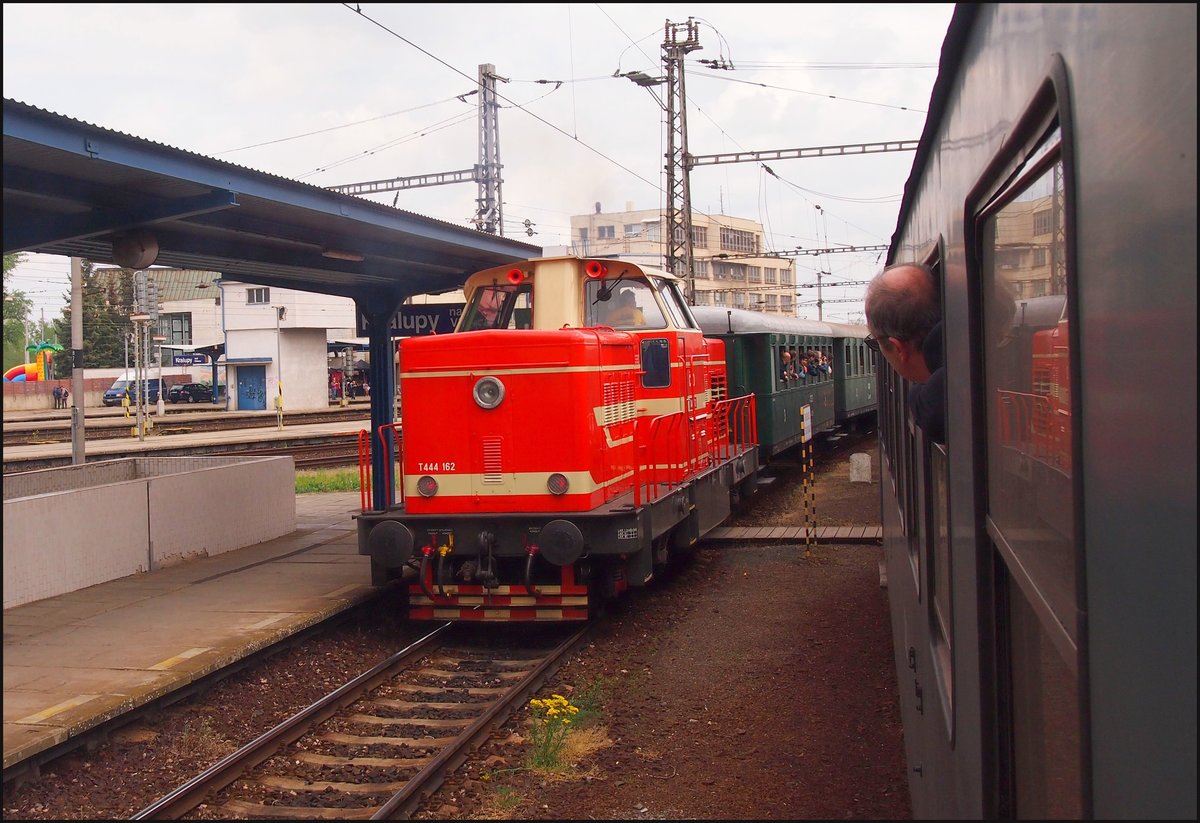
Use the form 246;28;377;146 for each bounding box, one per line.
3;98;540;304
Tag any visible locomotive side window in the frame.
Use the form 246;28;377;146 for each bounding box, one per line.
461;283;533;330
640;338;671;388
977;121;1082;818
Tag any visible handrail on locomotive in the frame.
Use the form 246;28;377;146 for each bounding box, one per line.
364;393;757;513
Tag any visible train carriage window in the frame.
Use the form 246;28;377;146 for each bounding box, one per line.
981;138;1076;643
929;440;954;732
974;107;1082;817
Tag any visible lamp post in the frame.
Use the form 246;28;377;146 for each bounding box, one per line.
152;335;167;415
273;306;285;430
194;277;227;409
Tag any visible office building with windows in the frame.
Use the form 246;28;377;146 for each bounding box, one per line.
567;202;796;316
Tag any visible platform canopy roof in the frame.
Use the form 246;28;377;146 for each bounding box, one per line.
2;98;540;307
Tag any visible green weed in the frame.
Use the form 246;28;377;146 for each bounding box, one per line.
295;467;361;494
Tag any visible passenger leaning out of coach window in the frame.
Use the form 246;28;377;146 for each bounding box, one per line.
864;262;945;444
780;350;797;381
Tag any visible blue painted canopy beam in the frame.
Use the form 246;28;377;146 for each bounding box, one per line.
4;187;238;253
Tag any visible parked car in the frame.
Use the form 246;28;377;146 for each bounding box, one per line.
167;382;213;403
102;377;163;406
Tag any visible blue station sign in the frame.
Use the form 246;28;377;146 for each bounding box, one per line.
357;304;465;337
172;353;209;365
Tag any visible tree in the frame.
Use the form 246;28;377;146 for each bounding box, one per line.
3;252;33;371
51;260;135;374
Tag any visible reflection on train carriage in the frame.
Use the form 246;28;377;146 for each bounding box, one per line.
991;294;1071;537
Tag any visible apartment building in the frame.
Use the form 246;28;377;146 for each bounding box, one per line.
568;202;796;316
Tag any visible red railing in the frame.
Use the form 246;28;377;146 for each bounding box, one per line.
357;429;372;512
377;422;404;508
710;393;757;462
995;389;1070;472
635;411;686;507
357;423;404;511
632;393;756;506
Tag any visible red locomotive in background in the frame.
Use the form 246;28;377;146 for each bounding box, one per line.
357;256;760;621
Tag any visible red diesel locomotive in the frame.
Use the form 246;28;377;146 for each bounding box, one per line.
357;256;761;621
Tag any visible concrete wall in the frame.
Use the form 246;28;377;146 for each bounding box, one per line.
2;456;296;609
3;377;114;411
2;372;209;411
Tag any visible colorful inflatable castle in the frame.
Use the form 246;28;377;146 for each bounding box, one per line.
3;342;63;382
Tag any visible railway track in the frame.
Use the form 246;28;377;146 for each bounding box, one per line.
2;407;370;447
0;436;364;474
133;623;589;820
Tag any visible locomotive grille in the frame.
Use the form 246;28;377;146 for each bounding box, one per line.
710;372;728;403
482;437;503;483
602;377;636;425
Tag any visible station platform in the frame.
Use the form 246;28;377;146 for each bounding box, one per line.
2;491;371;774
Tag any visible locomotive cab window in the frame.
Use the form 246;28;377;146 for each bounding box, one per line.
587;277;667;330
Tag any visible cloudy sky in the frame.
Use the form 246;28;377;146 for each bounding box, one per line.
3;2;955;323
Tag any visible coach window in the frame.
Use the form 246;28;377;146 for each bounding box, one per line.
918;246;954;733
976;112;1081;817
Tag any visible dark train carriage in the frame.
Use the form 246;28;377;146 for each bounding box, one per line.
826;320;877;426
877;4;1195;819
691;306;850;458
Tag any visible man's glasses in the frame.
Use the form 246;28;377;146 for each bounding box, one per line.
864;334;882;352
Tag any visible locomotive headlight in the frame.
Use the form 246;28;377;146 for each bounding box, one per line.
473;376;505;409
547;473;570;495
416;475;439;497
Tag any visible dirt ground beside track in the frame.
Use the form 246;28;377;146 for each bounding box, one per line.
410;431;911;820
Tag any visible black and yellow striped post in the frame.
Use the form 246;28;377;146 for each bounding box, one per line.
800;412;816;557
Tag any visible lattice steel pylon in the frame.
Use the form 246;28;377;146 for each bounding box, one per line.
663;18;702;301
325;64;509;236
473;63;506;235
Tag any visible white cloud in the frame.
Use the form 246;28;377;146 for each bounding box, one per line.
4;2;954;321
